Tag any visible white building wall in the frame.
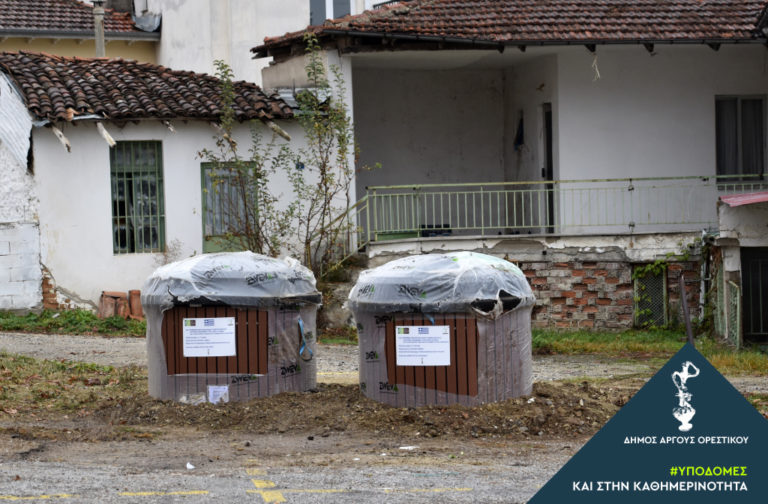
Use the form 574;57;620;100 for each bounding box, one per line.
33;119;306;304
353;68;506;192
555;44;768;234
504;55;558;183
149;0;309;86
0;74;41;311
557;44;768;180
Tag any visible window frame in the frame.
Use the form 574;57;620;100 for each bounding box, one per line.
715;94;766;182
110;140;165;255
200;162;255;253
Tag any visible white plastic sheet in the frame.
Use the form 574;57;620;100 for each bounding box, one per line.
142;252;321;309
348;251;534;318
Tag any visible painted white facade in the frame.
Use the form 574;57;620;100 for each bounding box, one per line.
351;44;768;190
32;118;307;305
147;0;309;85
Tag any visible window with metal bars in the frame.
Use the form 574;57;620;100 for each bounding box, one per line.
633;267;667;328
201;162;253;253
110;141;165;254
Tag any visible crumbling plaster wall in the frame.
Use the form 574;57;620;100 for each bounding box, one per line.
0;74;42;311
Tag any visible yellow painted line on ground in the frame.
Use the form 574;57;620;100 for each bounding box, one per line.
245;468;267;476
119;491;209;497
0;495;74;501
281;489;348;494
383;487;473;494
250;480;276;489
247;490;286;503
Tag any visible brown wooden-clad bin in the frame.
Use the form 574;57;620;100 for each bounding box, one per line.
141;252;321;403
349;252;535;408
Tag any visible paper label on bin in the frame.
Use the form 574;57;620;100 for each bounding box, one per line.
207;385;230;404
395;325;450;366
183;317;236;357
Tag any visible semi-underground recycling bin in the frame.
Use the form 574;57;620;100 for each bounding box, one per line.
141;252;321;403
348;252;535;408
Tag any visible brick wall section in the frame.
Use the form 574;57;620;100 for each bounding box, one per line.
522;260;700;330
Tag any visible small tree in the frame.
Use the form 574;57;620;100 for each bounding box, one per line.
198;61;295;257
288;34;356;273
201;36;363;275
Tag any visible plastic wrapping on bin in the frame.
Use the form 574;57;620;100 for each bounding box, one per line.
348;251;534;317
349;252;534;407
142;251;321;309
141;252;320;402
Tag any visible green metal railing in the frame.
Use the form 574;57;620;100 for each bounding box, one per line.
315;174;765;277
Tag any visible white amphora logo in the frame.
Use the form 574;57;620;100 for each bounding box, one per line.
672;361;700;432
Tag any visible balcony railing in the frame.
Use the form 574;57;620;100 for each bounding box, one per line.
312;174;766;276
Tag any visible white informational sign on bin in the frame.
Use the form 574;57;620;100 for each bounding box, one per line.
182;317;236;357
395;325;451;366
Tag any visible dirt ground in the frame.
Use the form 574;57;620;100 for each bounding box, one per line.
0;332;765;488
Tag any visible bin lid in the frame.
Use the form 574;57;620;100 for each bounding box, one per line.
347;252;535;317
141;252;321;309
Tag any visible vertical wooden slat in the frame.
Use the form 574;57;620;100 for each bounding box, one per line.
424;314;438;404
413;315;426;392
215;306;227;375
466;317;478;397
456;314;468;397
226;307;238;374
394;316;406;408
237;308;248;373
446;315;458;395
385;320;396;385
258;310;268;373
246;309;257;374
187;307;198;374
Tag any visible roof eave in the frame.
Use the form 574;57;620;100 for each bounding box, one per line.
0;28;160;41
253;29;767;59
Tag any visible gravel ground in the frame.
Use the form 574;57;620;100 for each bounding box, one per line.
0;331;648;380
1;332;764;393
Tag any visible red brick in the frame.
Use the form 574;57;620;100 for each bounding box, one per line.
617;298;634;306
596;298;612;306
583;305;598;313
578;319;595;329
605;277;620;284
582;278;597;285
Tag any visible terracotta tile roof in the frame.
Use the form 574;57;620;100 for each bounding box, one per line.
0;0;142;35
255;0;768;55
0;52;293;122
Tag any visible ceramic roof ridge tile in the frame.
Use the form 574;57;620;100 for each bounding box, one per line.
0;51;293;123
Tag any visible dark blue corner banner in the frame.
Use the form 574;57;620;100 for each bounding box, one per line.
529;343;768;503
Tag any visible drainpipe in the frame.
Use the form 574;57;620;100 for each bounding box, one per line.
93;0;106;57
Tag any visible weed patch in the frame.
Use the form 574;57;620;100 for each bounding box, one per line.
0;309;145;337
